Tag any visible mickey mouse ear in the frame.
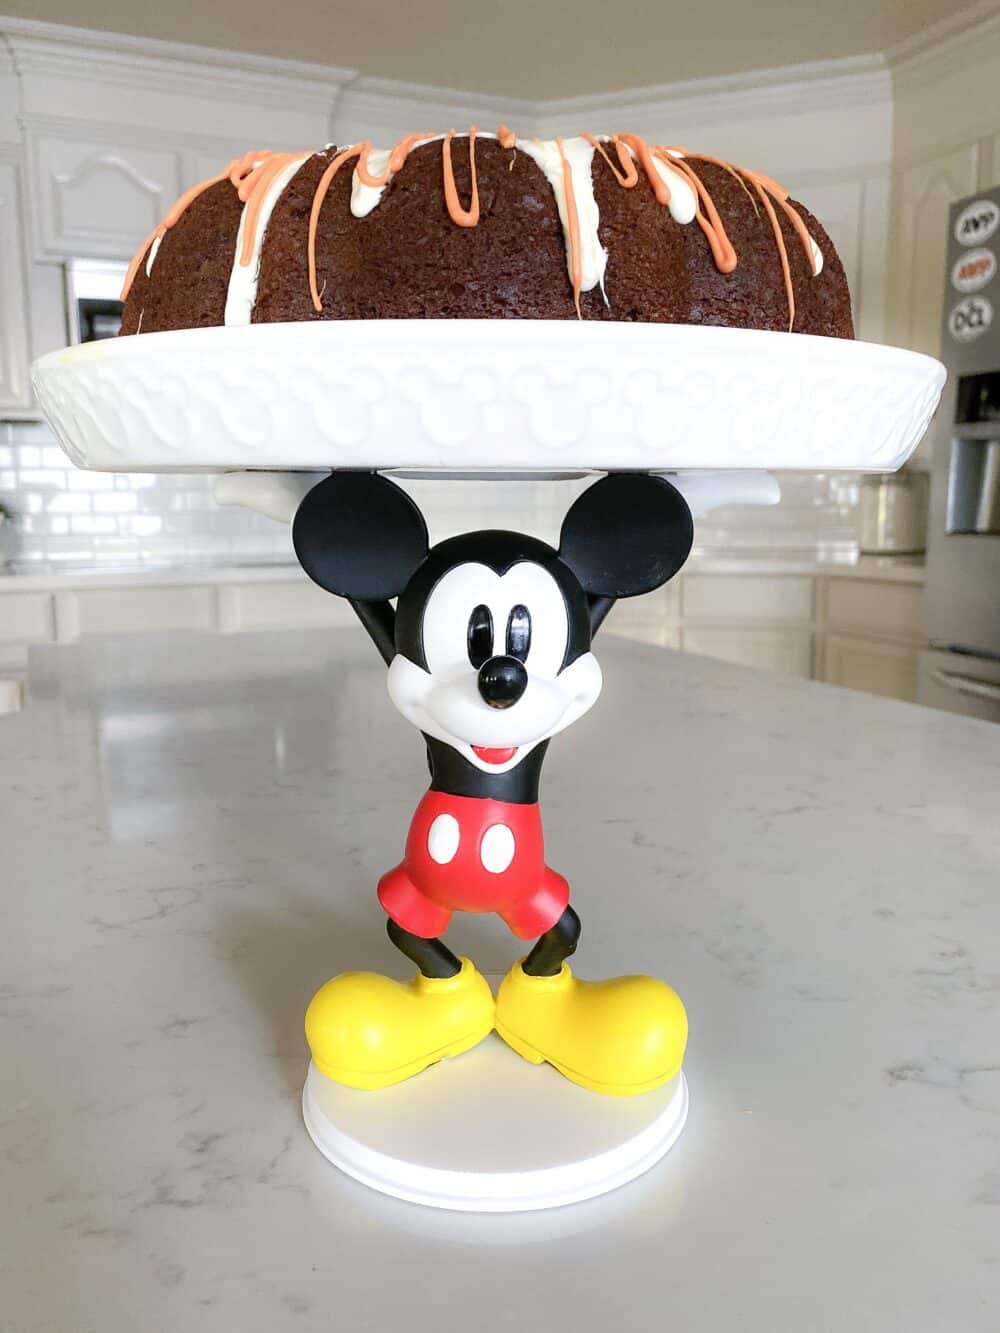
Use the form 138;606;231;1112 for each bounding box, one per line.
559;474;693;598
292;472;429;600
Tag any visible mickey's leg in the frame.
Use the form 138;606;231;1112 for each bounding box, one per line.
496;902;688;1097
522;906;580;976
386;918;460;979
305;896;493;1091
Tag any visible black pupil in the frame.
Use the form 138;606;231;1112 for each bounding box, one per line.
467;604;493;669
507;605;531;661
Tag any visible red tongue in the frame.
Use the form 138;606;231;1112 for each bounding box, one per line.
472;746;517;765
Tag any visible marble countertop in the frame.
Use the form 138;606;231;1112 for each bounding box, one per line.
0;550;926;590
3;629;997;1331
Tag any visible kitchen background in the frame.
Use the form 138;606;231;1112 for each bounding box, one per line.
0;4;998;713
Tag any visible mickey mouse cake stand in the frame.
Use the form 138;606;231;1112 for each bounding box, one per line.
31;319;946;1212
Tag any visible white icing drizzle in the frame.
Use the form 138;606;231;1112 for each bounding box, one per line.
810;236;824;276
145;234;162;278
647;152;698;224
224;155;309;326
515;136;608;297
350;148;393;218
349;133;500;219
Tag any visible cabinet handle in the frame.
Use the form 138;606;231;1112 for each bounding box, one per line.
929;668;1000;703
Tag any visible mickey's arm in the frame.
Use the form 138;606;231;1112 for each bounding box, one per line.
560;471;780;640
215;470;428;666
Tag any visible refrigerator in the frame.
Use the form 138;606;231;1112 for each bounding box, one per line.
918;185;1000;722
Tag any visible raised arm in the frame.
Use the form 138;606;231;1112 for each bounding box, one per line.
214;470;428;665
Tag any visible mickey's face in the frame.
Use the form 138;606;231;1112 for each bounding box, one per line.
292;470;693;776
388;534;603;774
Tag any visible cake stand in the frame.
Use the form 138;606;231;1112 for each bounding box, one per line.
30;320;945;475
30;321;946;1214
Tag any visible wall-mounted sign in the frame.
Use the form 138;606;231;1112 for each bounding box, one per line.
948;294;994;342
952;247;997;293
954;198;1000;247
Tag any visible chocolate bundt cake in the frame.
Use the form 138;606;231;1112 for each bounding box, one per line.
120;128;853;338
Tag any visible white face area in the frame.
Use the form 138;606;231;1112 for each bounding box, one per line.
387;560;603;774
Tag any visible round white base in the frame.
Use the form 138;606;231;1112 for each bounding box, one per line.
301;1034;689;1213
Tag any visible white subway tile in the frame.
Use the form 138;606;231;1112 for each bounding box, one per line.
93;492;139;513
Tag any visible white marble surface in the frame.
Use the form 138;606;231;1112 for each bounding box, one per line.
2;628;998;1331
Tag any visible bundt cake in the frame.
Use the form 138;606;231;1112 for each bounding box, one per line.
119;128;853;339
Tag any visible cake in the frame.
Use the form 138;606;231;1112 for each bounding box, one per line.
119;128;853;339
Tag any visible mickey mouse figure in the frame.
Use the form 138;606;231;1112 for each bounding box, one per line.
280;468;695;1098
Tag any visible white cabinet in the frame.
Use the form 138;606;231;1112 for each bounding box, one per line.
0;588;55;669
215;580;354;633
817;577;924;703
890;142;980;357
0;161;32;411
682;626;813;678
54;584;216;640
678;574;815;677
822;633;919;703
823;578;923;640
29;130;183;261
682;574;813;623
605;569;926;701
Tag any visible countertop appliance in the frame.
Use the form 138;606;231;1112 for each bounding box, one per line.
64;259;124;344
919;185;1000;721
858;471;928;554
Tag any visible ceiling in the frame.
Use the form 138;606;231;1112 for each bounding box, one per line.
4;0;980;98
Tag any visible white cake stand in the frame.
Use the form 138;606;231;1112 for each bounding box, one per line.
302;1033;689;1213
30;320;946;475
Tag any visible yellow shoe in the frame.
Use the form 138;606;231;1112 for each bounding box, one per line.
495;962;687;1097
305;958;495;1090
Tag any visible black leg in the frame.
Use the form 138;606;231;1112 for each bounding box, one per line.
386;918;461;979
522;906;581;977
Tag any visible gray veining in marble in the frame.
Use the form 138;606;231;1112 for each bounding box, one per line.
1;629;998;1331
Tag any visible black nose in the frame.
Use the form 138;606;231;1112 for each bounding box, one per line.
477;655;528;709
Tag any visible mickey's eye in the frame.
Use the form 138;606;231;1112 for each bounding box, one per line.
467;603;494;669
506;604;531;661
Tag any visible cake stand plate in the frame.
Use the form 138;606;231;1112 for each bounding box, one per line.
302;1036;689;1213
30;320;945;475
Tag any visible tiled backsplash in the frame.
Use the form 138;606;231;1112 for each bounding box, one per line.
0;419;861;567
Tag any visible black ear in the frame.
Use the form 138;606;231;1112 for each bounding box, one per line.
559;474;693;598
292;473;428;600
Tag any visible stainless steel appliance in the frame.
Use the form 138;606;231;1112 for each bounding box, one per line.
919;185;1000;721
64;259;125;344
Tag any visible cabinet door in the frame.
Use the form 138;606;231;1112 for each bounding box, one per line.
53;586;216;640
0;162;32;411
682;626;813;678
823;633;918;702
824;579;924;642
30;131;182;260
891;143;979;356
682;574;813;623
215;580;355;632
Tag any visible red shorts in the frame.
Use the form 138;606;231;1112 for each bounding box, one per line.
377;789;570;941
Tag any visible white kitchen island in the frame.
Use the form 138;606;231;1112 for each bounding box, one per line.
2;628;998;1331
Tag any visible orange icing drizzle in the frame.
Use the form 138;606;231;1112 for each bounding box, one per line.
442;128;480;227
616;133;673;205
583;134;638;188
121;149;309;301
308;144;365;310
122;126;824;331
668;148;818;329
236;152;311;265
653;148;738;275
555;137;583;318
